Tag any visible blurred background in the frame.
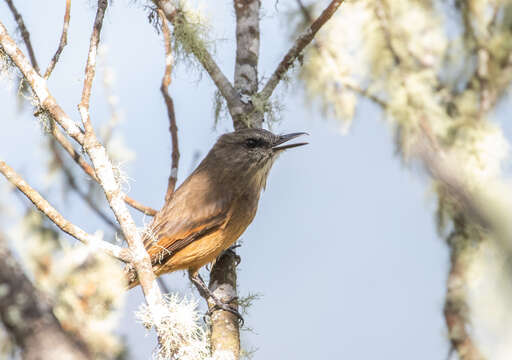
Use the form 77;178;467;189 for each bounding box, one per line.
3;0;512;359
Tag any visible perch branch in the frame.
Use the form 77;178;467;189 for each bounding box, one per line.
208;250;241;359
0;160;131;262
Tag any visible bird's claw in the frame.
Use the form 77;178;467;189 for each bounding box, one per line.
206;295;244;326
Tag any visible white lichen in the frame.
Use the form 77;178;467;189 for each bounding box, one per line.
135;293;211;360
9;210;126;358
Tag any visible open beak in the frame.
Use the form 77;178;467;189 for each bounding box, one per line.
272;132;309;151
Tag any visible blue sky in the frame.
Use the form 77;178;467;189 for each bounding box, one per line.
0;1;450;359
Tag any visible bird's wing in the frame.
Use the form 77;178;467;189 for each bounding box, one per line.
143;170;231;264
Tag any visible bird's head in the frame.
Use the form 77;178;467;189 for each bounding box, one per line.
209;128;308;188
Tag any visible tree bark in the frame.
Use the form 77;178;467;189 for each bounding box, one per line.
208;250;241;359
0;235;90;360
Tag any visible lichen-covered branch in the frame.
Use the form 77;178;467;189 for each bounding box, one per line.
52;124;157;215
152;0;246;121
0;160;131;262
49;137;121;232
77;0;167;338
0;234;90;360
0;20;85;144
0;19;157;216
296;1;386;109
444;237;486;360
44;0;71;79
259;0;344;101
158;9;180;204
4;0;40;73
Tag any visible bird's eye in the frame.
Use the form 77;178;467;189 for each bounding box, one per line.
245;138;259;148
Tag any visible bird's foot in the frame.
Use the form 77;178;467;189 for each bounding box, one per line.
189;273;244;325
207;295;244;326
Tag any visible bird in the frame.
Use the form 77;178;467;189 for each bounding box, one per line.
127;128;307;317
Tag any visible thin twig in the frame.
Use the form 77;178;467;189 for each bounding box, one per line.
158;9;180;204
78;0;106;134
296;0;314;23
0;20;86;144
124;193;157;216
0;160;131;262
259;0;345;101
44;0;71;79
51;125;157;215
4;0;40;73
295;1;386;108
152;0;245;121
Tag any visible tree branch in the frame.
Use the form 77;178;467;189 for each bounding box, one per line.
208;250;241;359
78;0;105;133
49;137;121;233
415;121;495;360
0;20;85;144
76;0;167;337
294;1;386;109
233;0;261;129
152;0;246;121
158;9;180;204
52;124;157;215
259;0;344;101
0;234;90;360
444;239;486;360
4;0;40;73
0;160;131;262
373;1;401;67
0;19;157;216
44;0;71;79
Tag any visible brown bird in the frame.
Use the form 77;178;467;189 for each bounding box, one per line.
127;128;307;315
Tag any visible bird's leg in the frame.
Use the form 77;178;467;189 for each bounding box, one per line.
189;272;244;325
189;273;210;299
